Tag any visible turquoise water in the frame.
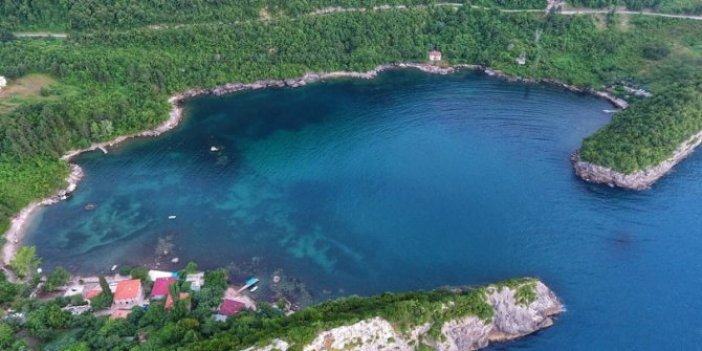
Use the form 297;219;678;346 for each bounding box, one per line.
24;70;702;349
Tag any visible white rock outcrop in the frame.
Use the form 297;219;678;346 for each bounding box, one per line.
244;280;562;351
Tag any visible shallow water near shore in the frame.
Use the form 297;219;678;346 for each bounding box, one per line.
24;70;702;349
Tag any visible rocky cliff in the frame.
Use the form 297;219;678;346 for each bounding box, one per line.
245;279;562;351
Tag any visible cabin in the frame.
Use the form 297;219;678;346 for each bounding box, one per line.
428;50;442;62
185;272;205;291
151;277;177;300
113;279;143;308
215;299;247;321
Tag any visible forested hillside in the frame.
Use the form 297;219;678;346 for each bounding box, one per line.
0;3;701;232
567;0;702;14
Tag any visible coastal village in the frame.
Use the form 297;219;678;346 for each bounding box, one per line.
3;264;262;324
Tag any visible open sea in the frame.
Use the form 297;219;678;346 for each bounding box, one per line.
23;70;702;350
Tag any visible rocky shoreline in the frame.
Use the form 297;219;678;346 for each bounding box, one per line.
0;61;634;266
246;279;563;351
572;129;702;190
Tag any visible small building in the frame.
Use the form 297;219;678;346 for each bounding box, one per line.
215;299;247;321
185;272;205;291
165;292;191;310
113;279;143;308
429;50;442;62
516;52;527;65
0;76;6;90
151;277;177;300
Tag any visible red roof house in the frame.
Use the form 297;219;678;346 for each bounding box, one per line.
218;299;246;317
114;279;143;307
84;286;103;300
151;277;177;299
429;50;442;62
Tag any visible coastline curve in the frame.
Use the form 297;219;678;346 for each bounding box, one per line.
0;62;629;268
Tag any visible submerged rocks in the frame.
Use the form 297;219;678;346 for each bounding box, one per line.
245;279;562;351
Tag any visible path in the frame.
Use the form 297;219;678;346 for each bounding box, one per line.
13;32;68;39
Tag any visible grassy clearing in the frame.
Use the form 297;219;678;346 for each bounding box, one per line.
0;74;56;115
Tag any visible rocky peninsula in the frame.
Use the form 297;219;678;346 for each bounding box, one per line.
571;129;702;190
244;279;562;351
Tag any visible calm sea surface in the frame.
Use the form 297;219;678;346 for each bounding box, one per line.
24;70;702;349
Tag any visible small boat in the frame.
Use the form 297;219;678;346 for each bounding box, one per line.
168;215;177;220
111;265;118;271
250;286;259;292
210;146;220;152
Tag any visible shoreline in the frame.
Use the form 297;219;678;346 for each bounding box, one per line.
571;129;702;190
0;62;629;268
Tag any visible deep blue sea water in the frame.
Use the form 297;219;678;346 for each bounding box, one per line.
24;70;702;350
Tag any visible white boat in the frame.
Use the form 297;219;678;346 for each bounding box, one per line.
168;215;177;220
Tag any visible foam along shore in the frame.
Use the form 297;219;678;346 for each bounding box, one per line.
1;62;630;266
572;129;702;190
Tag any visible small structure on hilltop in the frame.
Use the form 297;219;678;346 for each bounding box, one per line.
151;277;177;300
0;76;6;91
186;272;205;291
113;279;143;308
428;50;442;62
215;299;247;322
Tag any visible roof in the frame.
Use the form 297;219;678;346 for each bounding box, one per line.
165;292;190;310
151;277;177;298
429;50;442;55
219;299;246;316
84;286;103;300
114;279;142;301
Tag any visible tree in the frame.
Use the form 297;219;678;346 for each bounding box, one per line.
45;267;70;292
0;322;14;349
10;246;41;280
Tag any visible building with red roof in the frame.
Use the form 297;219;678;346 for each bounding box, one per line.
429;50;442;62
151;277;177;299
113;279;143;308
215;299;246;321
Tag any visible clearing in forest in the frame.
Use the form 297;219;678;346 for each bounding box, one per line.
0;74;56;115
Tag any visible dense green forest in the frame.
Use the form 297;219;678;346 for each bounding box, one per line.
567;0;702;14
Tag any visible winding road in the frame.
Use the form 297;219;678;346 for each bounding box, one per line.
11;3;701;40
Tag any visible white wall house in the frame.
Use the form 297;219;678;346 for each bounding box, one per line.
0;76;7;90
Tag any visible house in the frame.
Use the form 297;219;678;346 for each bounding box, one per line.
215;299;247;321
0;76;6;90
185;272;204;291
113;279;143;308
516;52;527;65
428;50;442;62
165;292;191;310
151;277;177;299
